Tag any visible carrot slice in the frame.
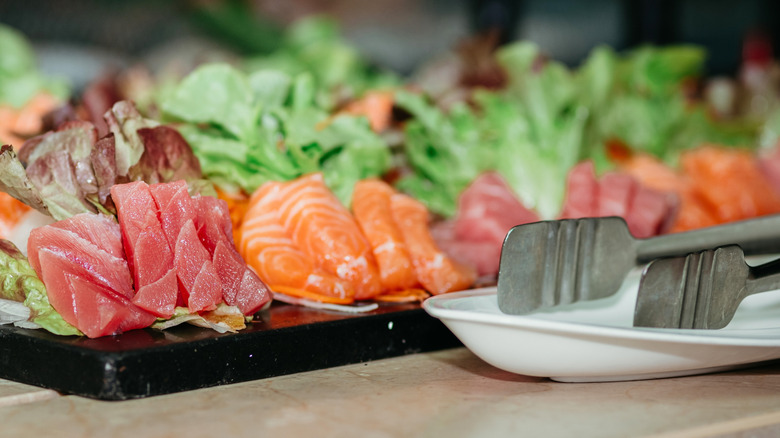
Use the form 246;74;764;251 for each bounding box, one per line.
271;285;355;305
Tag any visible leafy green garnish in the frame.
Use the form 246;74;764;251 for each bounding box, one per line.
160;63;392;205
0;240;80;336
0;24;69;108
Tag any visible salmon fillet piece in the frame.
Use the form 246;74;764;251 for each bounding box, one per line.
352;179;418;292
390;192;476;295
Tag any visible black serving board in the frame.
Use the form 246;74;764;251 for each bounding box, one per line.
0;301;461;400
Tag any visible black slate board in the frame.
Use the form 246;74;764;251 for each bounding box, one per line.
0;301;461;400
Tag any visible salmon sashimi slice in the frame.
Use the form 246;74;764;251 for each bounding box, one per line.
0;192;30;239
619;153;715;233
275;174;382;300
352;179;418;292
681;145;780;224
390;192;476;295
240;181;356;301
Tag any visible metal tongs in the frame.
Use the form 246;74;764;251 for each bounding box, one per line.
497;215;780;315
634;245;780;329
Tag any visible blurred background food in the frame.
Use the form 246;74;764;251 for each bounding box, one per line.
5;0;780;291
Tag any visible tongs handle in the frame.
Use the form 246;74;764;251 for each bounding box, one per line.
747;256;780;296
636;214;780;264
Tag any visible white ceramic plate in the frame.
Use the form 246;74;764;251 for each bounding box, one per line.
423;271;780;382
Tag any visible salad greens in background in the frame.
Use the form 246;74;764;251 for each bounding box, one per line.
0;24;69;108
159;63;392;205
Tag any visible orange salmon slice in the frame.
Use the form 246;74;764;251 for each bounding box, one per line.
390;192;476;295
240;181;356;301
352;179;418;292
275;174;382;300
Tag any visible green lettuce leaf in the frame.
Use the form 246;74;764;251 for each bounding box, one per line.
0;240;80;336
160;64;392;205
0;24;69;108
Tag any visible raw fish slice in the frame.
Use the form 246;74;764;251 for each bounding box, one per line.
112;181;178;315
391;193;476;295
68;274;156;338
191;195;234;252
597;172;636;218
625;185;671;239
131;269;178;318
277;174;381;299
559;161;598;218
149;180;194;244
430;221;502;277
682;146;780;223
28;224;133;298
0;192;30;240
49;213;124;259
174;219;223;312
35;243;155;338
193;194;272;314
352;179;417;292
241;184;355;300
620;153;711;233
453;172;538;244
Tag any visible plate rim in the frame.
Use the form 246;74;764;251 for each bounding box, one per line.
423;288;780;348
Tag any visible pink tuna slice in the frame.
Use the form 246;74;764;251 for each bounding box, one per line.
559;161;599;218
174;219;223;313
48;213;125;260
194;195;271;315
597;172;637;218
28;214;156;338
111;181;178;317
432;220;502;277
453;172;538;245
28;218;133;299
625;185;674;239
149;180;195;242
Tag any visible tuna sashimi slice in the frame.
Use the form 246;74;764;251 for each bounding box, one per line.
174;219;223;312
240;182;355;300
28;215;133;299
559;161;598;218
192;195;235;253
276;174;382;300
112;181;175;279
32;221;155;338
625;185;673;239
213;241;270;315
453;172;538;245
131;269;178;318
149;180;194;245
48;213;125;259
352;179;417;292
431;221;502;277
112;181;178;316
391;193;476;295
597;172;637;218
68;274;155;338
193;194;272;314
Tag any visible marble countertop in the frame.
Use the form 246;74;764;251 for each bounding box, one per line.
2;347;780;437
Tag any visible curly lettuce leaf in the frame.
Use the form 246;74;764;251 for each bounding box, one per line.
0;101;206;220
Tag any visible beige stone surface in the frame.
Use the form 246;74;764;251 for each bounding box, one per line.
0;379;59;407
1;348;780;437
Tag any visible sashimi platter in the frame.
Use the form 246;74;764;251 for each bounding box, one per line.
4;15;780;398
